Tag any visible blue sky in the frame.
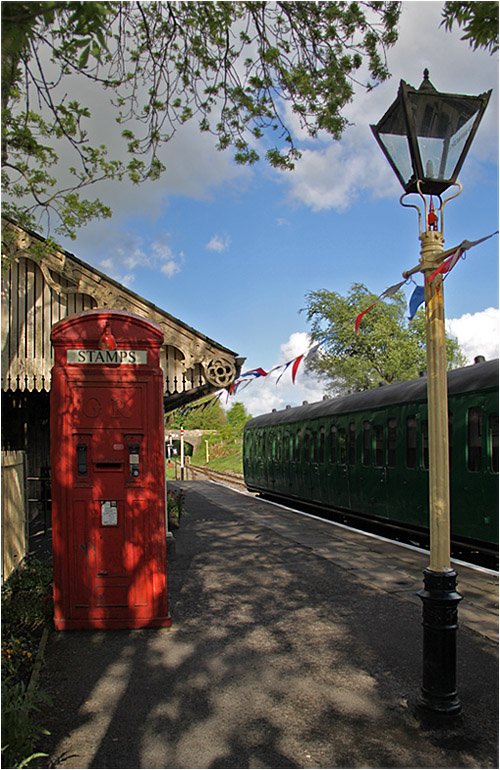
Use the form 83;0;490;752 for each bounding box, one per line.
52;2;499;416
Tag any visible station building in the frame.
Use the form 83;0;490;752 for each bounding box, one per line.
1;217;243;573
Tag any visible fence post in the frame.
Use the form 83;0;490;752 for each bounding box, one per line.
1;450;27;581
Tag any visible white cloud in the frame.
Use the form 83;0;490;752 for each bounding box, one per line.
95;233;184;285
234;308;500;418
229;332;326;417
206;234;231;252
280;1;499;212
446;307;499;363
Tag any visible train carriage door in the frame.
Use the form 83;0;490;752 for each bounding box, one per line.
384;416;403;523
357;420;389;520
334;422;351;510
301;428;313;499
459;404;496;542
310;428;321;503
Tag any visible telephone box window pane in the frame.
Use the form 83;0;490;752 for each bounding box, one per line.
330;426;337;464
319;427;325;463
348;423;356;466
374;426;384;467
406;416;417;469
388;418;397;467
363;422;371;466
421;420;429;470
489;415;499;473
339;428;346;465
468;407;482;471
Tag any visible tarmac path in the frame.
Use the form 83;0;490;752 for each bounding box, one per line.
38;481;498;769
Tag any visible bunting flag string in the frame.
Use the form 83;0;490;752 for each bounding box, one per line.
425;231;498;282
167;229;496;410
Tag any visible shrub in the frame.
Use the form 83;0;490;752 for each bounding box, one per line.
1;557;53;768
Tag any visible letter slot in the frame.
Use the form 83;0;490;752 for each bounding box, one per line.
129;444;140;477
77;443;88;476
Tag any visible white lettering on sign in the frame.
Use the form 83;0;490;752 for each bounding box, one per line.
67;349;147;365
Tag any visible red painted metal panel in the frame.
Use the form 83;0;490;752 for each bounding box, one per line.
50;310;170;629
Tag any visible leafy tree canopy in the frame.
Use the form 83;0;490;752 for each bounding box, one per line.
165;398;252;446
227;401;253;435
442;1;499;53
303;283;466;394
166;397;227;430
2;1;401;238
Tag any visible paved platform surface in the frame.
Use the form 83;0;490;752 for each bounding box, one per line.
39;481;498;769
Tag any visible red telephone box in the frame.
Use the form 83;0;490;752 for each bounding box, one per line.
50;309;170;629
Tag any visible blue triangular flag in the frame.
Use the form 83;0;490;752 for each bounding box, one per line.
408;285;425;320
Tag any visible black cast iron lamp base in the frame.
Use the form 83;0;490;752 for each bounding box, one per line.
417;568;463;714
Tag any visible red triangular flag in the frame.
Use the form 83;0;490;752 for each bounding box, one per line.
355;303;376;334
291;355;304;384
426;247;463;282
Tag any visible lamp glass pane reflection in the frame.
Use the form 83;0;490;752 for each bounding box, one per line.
407;92;483;181
370;72;491;196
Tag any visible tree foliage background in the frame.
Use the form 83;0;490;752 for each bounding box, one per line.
2;1;497;241
2;1;401;238
304;283;467;394
166;400;252;441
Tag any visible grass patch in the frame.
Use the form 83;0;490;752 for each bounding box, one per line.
166;434;243;479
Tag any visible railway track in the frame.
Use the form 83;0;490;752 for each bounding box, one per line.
182;464;248;490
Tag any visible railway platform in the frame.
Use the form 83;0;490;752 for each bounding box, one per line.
39;480;498;769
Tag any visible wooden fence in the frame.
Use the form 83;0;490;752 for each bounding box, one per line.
2;450;27;581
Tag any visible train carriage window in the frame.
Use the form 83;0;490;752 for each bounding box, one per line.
406;416;417;468
489;415;499;473
304;429;311;461
277;431;281;461
363;422;371;466
319;426;325;463
348;423;356;466
330;426;337;464
387;419;397;467
467;407;482;472
339;428;346;465
310;431;316;462
295;430;301;462
284;431;289;462
374;425;384;467
421;421;429;470
262;433;266;459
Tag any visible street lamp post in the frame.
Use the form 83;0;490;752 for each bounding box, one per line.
371;70;491;715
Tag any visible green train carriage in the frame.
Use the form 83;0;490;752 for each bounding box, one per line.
243;359;498;548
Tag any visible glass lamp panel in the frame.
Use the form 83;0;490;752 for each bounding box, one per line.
378;132;413;186
443;110;479;178
407;92;483;182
